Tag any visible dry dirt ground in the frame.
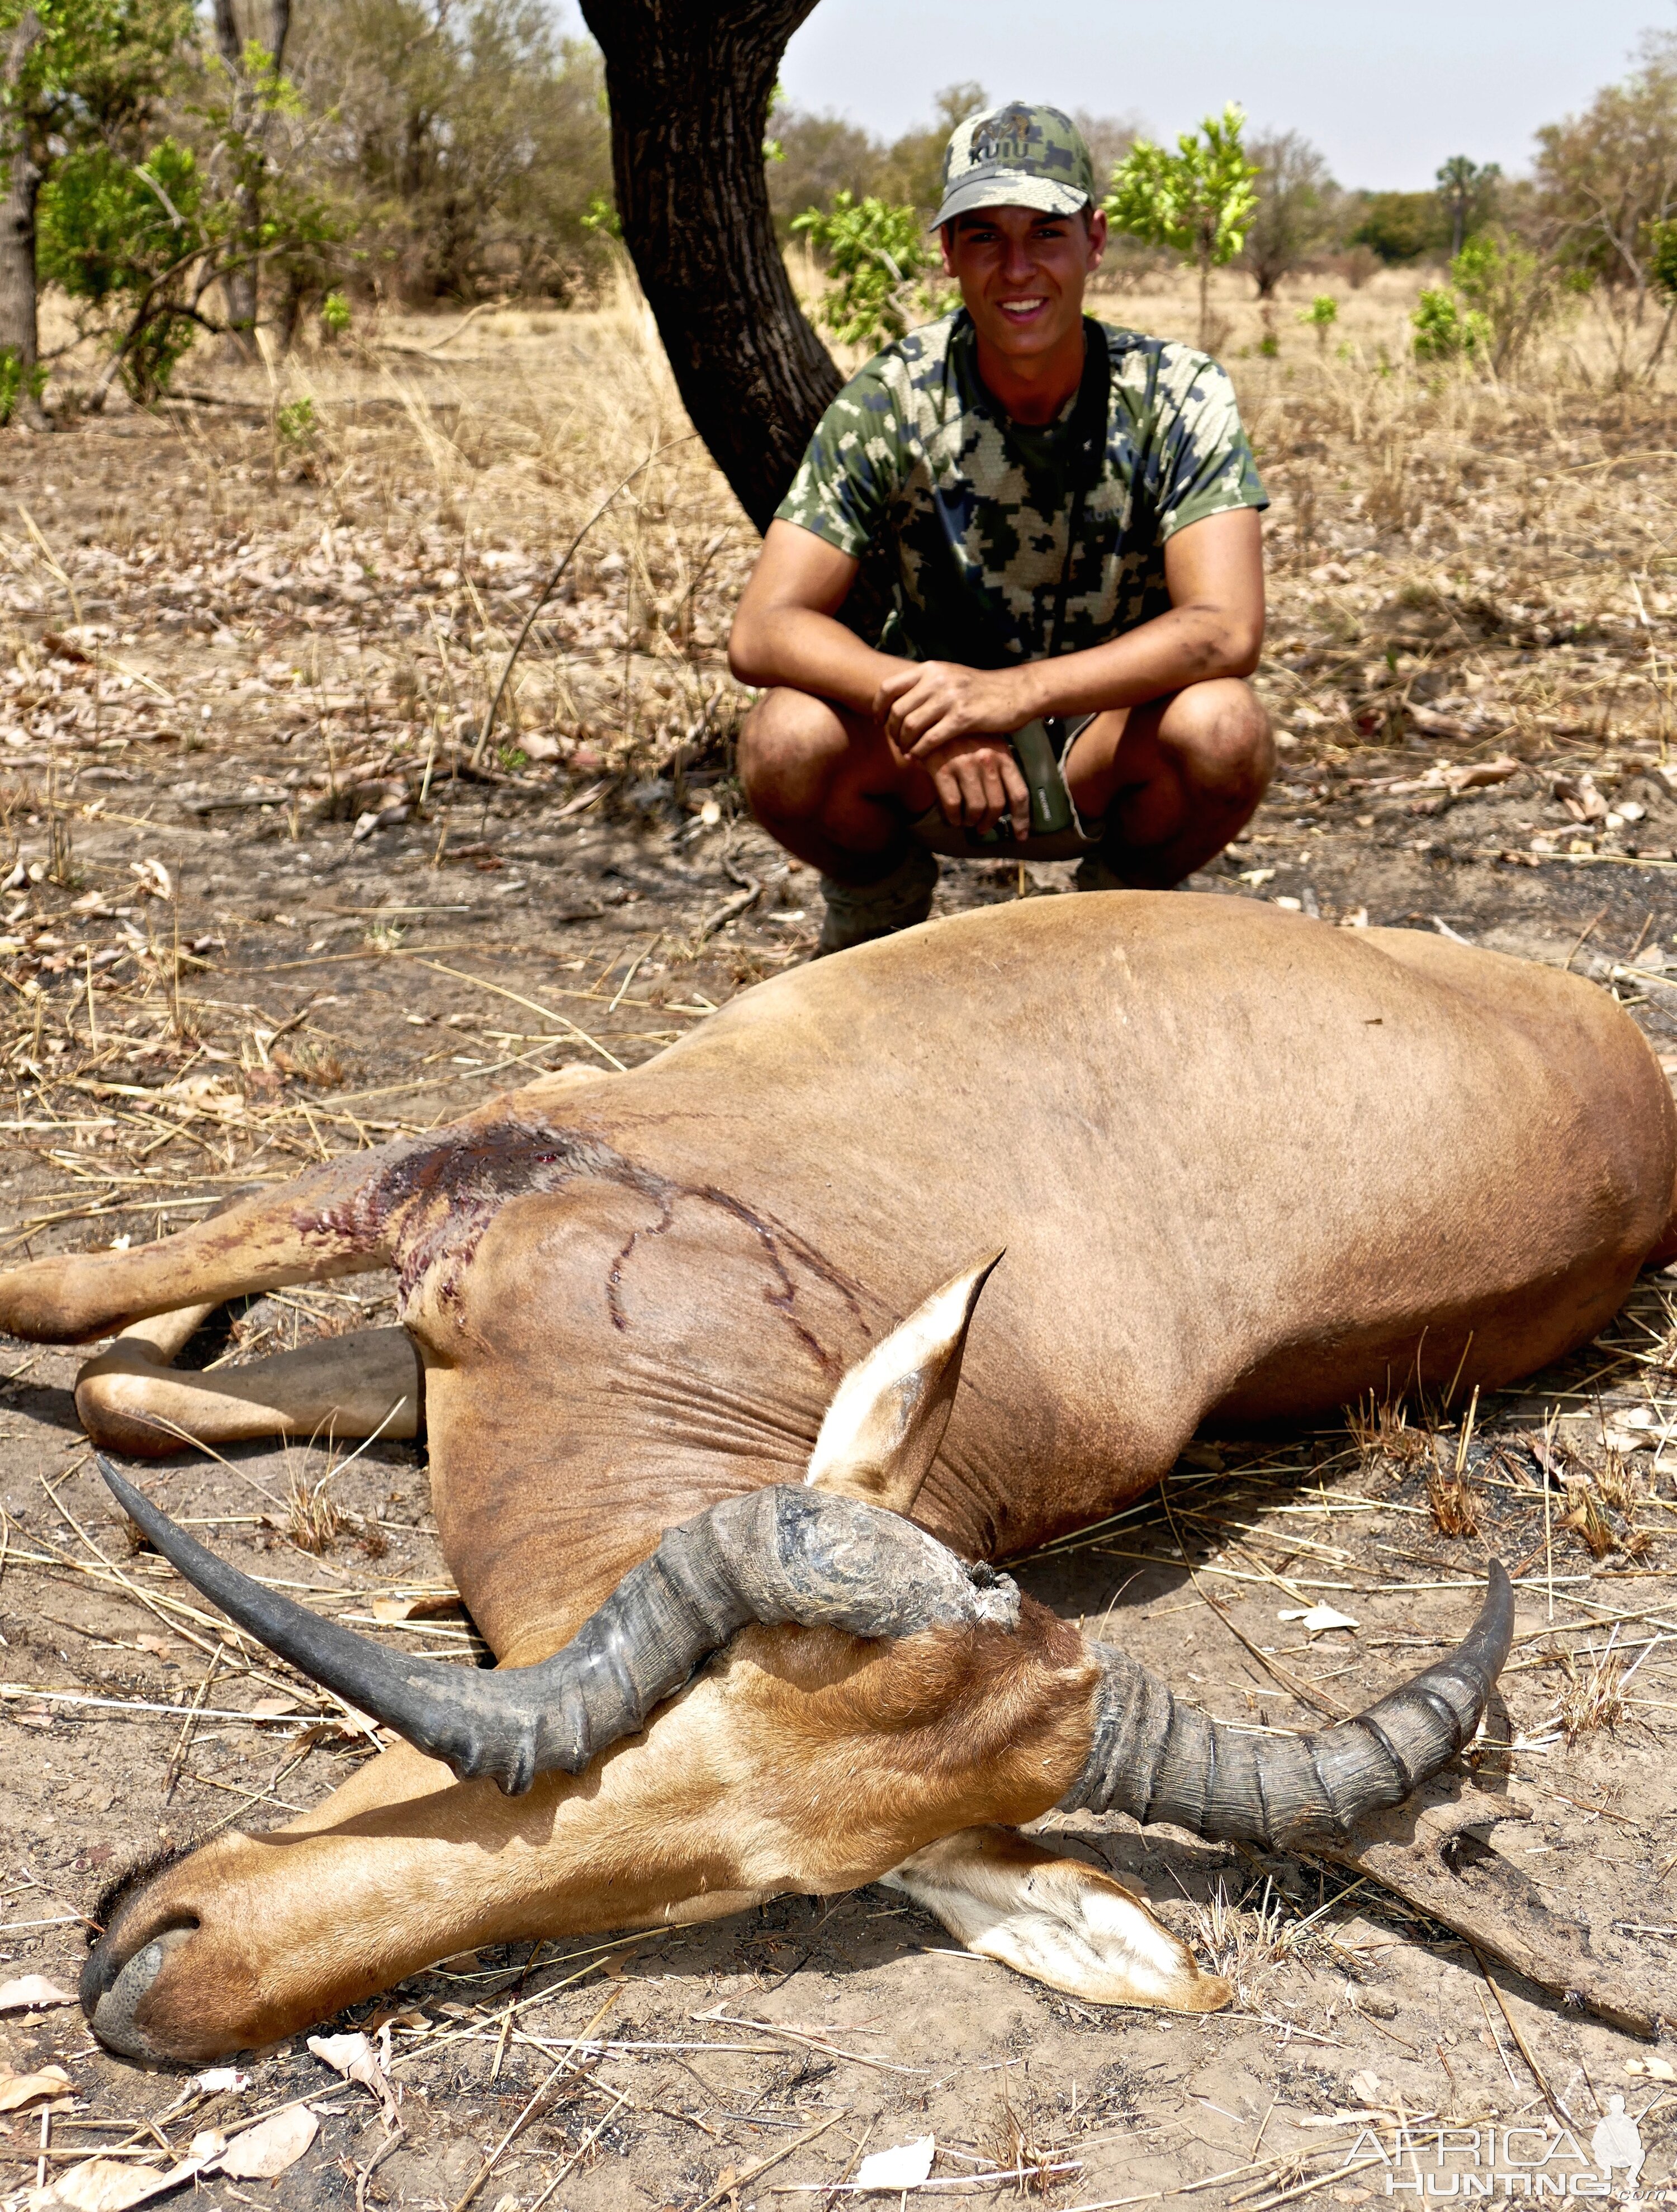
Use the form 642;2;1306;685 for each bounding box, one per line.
0;272;1674;2210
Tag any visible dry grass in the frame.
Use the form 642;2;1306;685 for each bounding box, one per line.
1347;1394;1432;1477
1187;1873;1346;2012
984;2077;1065;2197
1561;1475;1619;1559
1557;1645;1629;1743
282;1459;347;1554
1425;1458;1481;1539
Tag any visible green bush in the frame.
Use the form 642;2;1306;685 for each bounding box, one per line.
791;191;942;352
1414;230;1583;372
1411;286;1491;363
38;139;207;399
580;190;620;240
39;139;202;304
0;349;48;426
319;289;351;335
1646;217;1677;301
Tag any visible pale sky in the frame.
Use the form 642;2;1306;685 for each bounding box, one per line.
776;0;1675;191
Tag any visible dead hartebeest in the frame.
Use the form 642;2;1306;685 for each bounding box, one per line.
0;894;1670;2063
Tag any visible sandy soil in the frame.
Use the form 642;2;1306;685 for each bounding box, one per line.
0;278;1673;2209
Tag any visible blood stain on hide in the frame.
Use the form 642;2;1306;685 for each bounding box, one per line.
294;1117;871;1375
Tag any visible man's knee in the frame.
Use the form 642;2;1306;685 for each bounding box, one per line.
737;689;848;821
1168;680;1273;808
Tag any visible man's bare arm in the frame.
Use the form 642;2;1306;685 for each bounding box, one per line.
879;507;1265;757
727;522;909;709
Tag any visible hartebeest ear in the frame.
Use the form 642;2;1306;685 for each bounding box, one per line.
805;1250;1003;1516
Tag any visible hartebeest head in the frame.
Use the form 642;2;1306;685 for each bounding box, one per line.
90;1251;1512;1838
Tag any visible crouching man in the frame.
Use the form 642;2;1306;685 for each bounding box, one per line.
728;100;1274;953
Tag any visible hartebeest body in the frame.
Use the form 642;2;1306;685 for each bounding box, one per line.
0;894;1670;2063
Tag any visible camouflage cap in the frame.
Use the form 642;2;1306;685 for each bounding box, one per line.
932;101;1097;230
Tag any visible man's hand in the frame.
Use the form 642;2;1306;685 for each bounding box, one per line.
873;659;1031;757
916;734;1033;838
873;661;1035;838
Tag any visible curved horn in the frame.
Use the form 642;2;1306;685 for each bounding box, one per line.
96;1457;1019;1797
1061;1561;1513;1846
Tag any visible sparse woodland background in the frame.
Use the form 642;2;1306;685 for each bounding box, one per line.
1;0;1677;404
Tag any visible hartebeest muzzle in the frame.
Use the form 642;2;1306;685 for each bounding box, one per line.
96;1456;1513;1848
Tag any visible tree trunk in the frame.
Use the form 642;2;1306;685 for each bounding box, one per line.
0;10;45;429
212;0;257;347
213;0;291;354
577;0;841;532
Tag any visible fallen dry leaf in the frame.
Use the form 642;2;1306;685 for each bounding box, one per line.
129;859;173;901
369;1593;461;1624
217;2106;318;2180
1277;1603;1361;1636
0;1977;75;2013
1627;2055;1677;2082
192;2088;242;2124
307;2032;397;2122
133;1636;176;1658
855;2137;935;2190
53;2158;198;2212
0;2067;73;2113
1388;754;1520;798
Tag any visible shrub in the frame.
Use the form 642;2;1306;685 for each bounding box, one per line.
0;349;48;426
1351;189;1448;264
1412;230;1583;372
1412;287;1491;363
38;139;202;306
791;191;945;352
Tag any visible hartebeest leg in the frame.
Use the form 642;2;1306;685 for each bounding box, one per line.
75;1315;420;1458
882;1827;1230;2011
0;1140;410;1344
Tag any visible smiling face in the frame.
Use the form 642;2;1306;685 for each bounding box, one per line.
940;203;1107;373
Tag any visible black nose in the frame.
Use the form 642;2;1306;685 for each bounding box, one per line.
80;1923;197;2064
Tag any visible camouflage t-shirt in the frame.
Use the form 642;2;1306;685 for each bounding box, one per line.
775;309;1267;669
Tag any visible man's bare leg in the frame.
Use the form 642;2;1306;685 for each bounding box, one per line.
737;687;926;884
738;690;945;953
1064;677;1273;888
738;677;1272;947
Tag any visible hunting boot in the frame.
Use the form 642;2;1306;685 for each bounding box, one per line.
817;846;938;956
